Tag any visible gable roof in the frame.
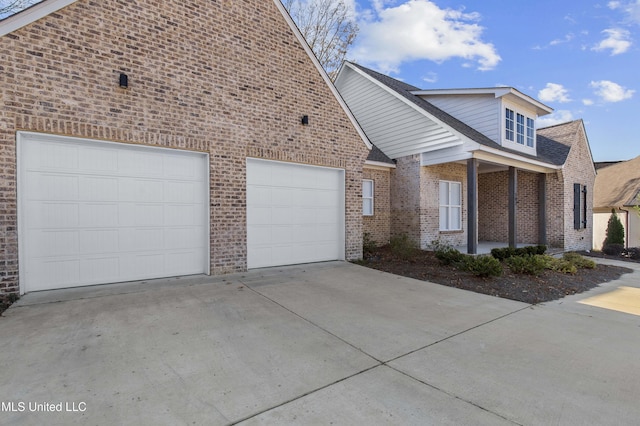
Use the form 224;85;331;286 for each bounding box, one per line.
594;155;640;208
411;87;553;117
344;62;572;167
0;0;373;151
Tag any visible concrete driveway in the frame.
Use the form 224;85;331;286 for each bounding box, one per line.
1;260;639;425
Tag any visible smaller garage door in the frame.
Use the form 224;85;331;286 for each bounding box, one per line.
18;133;209;293
246;159;345;269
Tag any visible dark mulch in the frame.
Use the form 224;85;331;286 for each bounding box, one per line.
0;293;19;317
357;246;633;304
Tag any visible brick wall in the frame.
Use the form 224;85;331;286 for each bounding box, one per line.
363;167;391;245
420;163;467;248
478;170;542;245
561;125;595;251
0;0;369;293
390;155;421;245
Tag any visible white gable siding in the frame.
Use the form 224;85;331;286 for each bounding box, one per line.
425;95;500;142
335;67;462;159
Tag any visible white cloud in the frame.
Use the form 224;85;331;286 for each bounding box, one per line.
351;0;501;74
538;83;571;103
590;80;635;102
582;99;595;106
537;110;575;128
609;0;640;23
592;28;632;55
550;33;575;46
422;72;438;83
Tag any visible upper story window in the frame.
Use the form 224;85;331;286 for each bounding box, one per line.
504;107;536;151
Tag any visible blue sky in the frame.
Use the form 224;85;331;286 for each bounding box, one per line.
2;0;637;161
345;0;640;162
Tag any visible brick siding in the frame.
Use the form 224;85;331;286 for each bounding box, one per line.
363;167;391;245
0;0;368;293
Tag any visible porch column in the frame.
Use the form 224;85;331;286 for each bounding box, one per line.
508;167;518;248
467;159;478;254
538;173;547;245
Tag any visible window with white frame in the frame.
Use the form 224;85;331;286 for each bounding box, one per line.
363;179;374;216
439;181;462;231
505;107;536;149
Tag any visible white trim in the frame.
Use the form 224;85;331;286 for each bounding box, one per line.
364;160;396;169
0;0;78;36
272;1;372;150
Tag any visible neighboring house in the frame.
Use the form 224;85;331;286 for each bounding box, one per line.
0;0;372;295
335;62;596;253
593;156;640;250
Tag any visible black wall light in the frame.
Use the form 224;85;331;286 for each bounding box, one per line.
119;73;128;89
301;115;309;125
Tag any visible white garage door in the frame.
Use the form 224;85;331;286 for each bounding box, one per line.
18;133;209;293
246;159;345;269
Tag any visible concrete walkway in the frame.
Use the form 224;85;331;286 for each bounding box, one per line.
1;259;639;425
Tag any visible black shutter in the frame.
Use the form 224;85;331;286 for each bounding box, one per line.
582;186;588;228
574;183;581;230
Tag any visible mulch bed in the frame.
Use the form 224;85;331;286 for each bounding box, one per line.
357;246;633;304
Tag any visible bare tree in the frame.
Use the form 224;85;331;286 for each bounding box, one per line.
283;0;358;79
0;0;41;17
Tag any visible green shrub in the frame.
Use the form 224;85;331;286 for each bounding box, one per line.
545;257;578;274
363;232;377;255
389;234;418;260
464;255;503;277
604;209;625;246
506;255;547;276
563;252;596;269
602;243;624;256
435;247;465;265
491;245;546;261
491;247;517;261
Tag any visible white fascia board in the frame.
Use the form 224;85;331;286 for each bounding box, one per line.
364;160;396;169
474;145;561;173
273;1;372;150
344;62;469;148
0;0;78;37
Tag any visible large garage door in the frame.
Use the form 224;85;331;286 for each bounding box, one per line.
18;133;209;293
246;159;345;269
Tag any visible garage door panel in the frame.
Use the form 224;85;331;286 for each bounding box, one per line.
80;230;119;254
80;257;120;283
80;177;119;201
28;174;79;201
79;204;119;227
19;133;209;292
247;159;344;269
79;147;118;172
27;202;79;229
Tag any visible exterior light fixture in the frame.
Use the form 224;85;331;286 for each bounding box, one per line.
301;115;309;125
119;73;128;89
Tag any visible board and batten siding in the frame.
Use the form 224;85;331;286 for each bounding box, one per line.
425;95;500;142
335;66;462;159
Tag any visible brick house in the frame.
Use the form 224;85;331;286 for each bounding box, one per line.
593;156;640;250
336;62;595;253
0;0;372;294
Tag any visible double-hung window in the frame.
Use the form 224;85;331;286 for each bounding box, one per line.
516;113;525;145
363;180;374;216
439;181;462;231
526;118;535;147
505;108;515;142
